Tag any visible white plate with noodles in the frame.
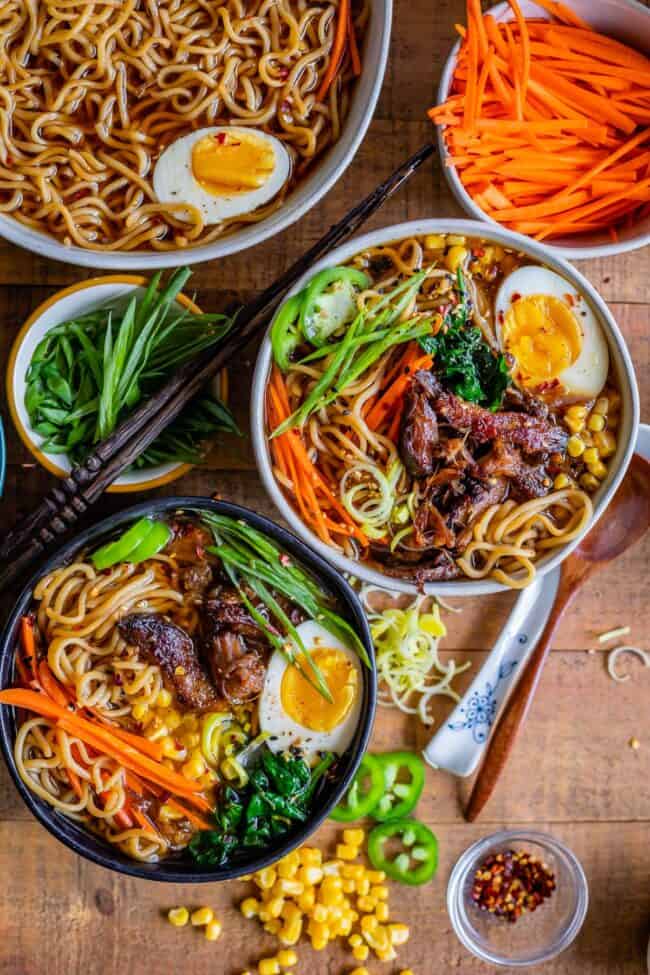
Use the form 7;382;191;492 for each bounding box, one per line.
0;0;391;269
251;219;639;596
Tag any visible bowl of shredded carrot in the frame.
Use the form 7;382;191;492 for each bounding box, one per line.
431;0;650;259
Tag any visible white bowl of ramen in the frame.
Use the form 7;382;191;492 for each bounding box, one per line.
0;0;392;270
435;0;650;260
250;219;639;596
8;277;229;492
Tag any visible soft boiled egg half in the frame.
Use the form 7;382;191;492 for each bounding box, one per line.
153;126;291;224
258;621;362;763
495;266;609;403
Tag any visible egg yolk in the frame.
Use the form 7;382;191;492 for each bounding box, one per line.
191;131;275;196
502;294;582;388
280;648;358;733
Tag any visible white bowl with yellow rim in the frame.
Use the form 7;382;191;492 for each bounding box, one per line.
250;218;640;596
8;276;228;493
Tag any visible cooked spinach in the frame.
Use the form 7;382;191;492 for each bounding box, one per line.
419;269;510;410
188;749;336;867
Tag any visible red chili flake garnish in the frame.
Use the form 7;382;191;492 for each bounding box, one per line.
215;132;227;144
471;849;556;923
278;67;289;79
497;310;505;324
512;292;521;302
564;292;575;306
174;739;183;750
473;247;485;257
279;553;291;566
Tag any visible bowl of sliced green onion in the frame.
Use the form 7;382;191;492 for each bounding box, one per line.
8;269;239;492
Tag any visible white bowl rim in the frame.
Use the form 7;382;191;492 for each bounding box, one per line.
8;275;222;493
0;0;392;271
435;0;650;261
251;217;640;597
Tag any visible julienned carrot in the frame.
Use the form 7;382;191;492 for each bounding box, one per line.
366;353;434;430
317;0;350;101
94;721;164;763
429;0;650;240
167;797;214;831
347;3;361;76
37;660;71;708
0;688;204;798
20;617;38;681
67;768;84;799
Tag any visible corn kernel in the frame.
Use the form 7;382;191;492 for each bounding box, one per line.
277;949;297;967
311;903;328;923
181;755;205;779
310;935;328;951
353;944;370;962
298;865;323;886
268;896;285;919
447;234;466;245
399;970;415;975
553;473;571;490
366;870;386;884
370;885;388;901
166;710;182;731
445;244;467;272
580;472;600;491
277;878;303;897
156;688;172;708
336;843;357;861
594;429;616;457
342;878;356;894
337;916;353;937
588;459;608;480
375;902;390;922
191;906;214;926
297;889;315;913
582;446;598;465
587;413;605;432
279;916;302;946
566;404;588;421
264;920;282;936
258;908;271;923
389;923;410;945
343;828;365;847
349;969;369;975
357;896;377;913
132;701;148;721
299;847;322;867
564;415;585;434
258;959;280;975
167;906;188;927
361;915;378;934
567;435;585;457
356;877;370;897
240;898;260;919
205;919;222;941
424;233;445;250
375;946;397;962
349;934;363;948
161;735;185;759
322;859;342;876
277;852;300;879
255;868;277;890
342;863;364;879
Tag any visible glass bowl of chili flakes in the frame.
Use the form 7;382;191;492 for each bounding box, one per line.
447;829;589;967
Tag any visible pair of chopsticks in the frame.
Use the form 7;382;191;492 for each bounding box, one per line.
0;143;435;593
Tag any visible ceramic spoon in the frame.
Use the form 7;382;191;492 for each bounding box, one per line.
465;451;650;822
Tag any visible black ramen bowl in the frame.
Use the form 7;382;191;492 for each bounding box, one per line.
0;497;376;882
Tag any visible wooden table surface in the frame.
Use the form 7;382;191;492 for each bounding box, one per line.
1;2;649;973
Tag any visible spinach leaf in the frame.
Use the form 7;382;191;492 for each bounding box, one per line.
419;269;510;410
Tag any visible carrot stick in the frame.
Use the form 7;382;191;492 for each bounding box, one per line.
347;3;361;76
366;354;434;430
167;797;214;831
37;660;71;708
317;0;350;101
67;768;84;799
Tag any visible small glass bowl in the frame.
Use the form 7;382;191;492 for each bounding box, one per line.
447;830;589;967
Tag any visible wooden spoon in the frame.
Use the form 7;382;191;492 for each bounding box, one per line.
465;452;650;822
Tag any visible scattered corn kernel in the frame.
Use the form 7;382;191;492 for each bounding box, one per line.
336;844;358;861
258;958;280;975
357;896;377;913
370;885;388;901
343;829;365;847
277;949;297;967
587;413;605;432
268;896;285;919
205;919;222;942
445;244;467;272
361;915;378;934
182;754;205;779
553;473;570;490
588;459;608;480
375;902;390;922
279;916;302;946
367;870;386;884
256;868;277;890
353;944;370;962
349;933;363;948
241;897;260;919
375;945;397;961
580;472;600;491
349;969;369;975
389;923;410;945
583;446;598;465
399;970;415;975
132;701;148;721
567;435;585;457
424;233;445;249
156;688;172;708
167;906;189;927
264;920;282;936
191;907;214;926
594;429;616;457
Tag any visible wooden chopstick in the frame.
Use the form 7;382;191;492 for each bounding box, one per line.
0;143;435;593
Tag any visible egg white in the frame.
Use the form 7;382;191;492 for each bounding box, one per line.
258;621;363;762
495;265;609;402
153;126;291;225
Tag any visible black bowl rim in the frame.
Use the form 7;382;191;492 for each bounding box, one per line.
0;496;376;883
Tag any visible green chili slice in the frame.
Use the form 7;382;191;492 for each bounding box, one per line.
367;818;438;885
91;518;170;570
372;751;426;821
300;267;370;347
271;292;304;371
125;520;171;564
330;754;385;822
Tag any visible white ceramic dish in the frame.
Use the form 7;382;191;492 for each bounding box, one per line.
8;277;227;493
0;2;392;271
435;0;650;261
250;218;640;596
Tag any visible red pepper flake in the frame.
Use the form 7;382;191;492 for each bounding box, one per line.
473;247;485;257
564;292;575;306
214;132;227;144
278;67;289;80
512;291;521;302
471;849;556;922
497;310;505;324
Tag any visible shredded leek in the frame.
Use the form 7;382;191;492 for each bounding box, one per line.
341;460;405;540
360;585;471;726
606;645;649;683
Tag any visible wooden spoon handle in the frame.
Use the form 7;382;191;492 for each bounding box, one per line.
465;558;587;822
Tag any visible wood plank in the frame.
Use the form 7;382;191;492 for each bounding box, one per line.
0;819;647;975
2;648;648;823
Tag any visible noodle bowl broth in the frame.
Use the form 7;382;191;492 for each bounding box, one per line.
254;222;638;593
0;0;376;258
0;501;374;875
